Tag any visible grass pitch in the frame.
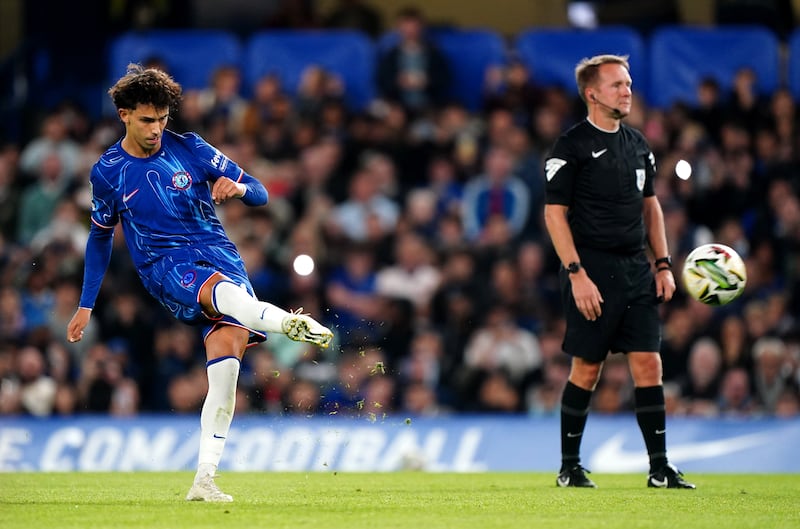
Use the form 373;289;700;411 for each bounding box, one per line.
2;472;798;529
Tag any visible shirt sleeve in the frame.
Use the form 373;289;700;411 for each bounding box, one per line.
643;146;657;198
543;135;579;206
189;132;268;206
79;168;117;309
78;222;114;309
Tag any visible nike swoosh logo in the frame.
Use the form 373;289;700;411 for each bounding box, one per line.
567;432;583;438
591;149;608;158
123;188;140;202
655;429;666;435
649;476;668;487
557;476;570;486
212;434;226;439
589;431;774;472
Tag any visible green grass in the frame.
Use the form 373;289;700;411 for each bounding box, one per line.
1;472;798;529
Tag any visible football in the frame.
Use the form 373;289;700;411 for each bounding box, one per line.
681;243;747;306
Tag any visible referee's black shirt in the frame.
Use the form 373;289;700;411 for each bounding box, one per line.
544;119;657;254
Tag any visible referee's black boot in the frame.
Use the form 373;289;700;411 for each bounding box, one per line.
556;464;597;488
647;463;696;489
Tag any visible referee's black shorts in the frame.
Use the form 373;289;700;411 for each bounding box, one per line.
559;248;661;363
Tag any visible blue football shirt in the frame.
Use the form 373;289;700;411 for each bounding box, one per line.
79;129;268;309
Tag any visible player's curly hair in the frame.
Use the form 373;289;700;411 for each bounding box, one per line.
574;54;630;104
108;63;183;111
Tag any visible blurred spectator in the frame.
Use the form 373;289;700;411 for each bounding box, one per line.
375;231;442;316
326;167;400;242
679;337;724;416
242;74;285;138
8;346;57;416
324;0;384;38
483;60;544;127
325;242;382;344
461;145;530;242
376;6;450;114
196;65;248;142
19;112;81;183
401;380;449;416
295;66;345;121
29;198;89;256
16;152;69;245
527;352;570;416
718;367;756;415
474;369;522;413
751;336;793;413
689;77;724;145
717;314;753;372
462;304;542;386
282;378;322;415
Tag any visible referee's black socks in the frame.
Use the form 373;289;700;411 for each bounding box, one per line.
560;381;592;469
634;385;668;472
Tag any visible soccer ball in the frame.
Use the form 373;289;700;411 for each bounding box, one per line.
681;243;747;306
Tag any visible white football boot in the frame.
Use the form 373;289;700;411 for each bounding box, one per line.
281;309;333;348
186;474;233;502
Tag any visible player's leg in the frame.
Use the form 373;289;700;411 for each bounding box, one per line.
629;352;695;489
557;357;602;488
200;274;333;348
186;325;249;502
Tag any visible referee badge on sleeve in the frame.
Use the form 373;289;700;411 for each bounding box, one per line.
545;158;567;181
636;169;645;191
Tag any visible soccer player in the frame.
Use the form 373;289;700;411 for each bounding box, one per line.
67;64;333;502
543;54;695;489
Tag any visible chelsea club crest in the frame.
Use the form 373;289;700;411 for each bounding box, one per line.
172;171;192;190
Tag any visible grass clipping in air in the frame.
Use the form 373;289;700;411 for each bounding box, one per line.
2;472;799;529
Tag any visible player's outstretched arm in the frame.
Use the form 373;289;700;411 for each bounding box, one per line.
67;307;92;343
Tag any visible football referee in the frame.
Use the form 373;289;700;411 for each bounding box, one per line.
543;54;695;489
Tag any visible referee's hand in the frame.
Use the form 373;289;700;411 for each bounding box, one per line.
655;268;676;303
570;273;603;321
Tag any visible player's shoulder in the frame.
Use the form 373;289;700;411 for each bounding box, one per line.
92;141;127;179
163;129;206;149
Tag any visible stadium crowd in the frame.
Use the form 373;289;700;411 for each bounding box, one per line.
1;8;800;422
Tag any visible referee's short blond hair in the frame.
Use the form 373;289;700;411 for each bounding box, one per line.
575;54;630;104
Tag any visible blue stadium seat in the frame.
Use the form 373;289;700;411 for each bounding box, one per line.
514;27;646;101
107;30;243;91
787;29;800;100
376;28;507;110
244;30;375;111
428;29;507;111
649;26;780;108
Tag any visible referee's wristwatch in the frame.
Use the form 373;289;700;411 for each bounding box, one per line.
566;261;582;274
655;255;672;272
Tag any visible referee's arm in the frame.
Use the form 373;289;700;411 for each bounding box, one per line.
544;203;603;320
643;196;676;302
543;204;580;269
643;196;669;260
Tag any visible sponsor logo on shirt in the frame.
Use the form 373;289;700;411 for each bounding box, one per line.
636;168;645;191
211;149;229;172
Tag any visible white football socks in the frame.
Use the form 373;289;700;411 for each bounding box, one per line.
211;280;290;333
196;356;240;480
